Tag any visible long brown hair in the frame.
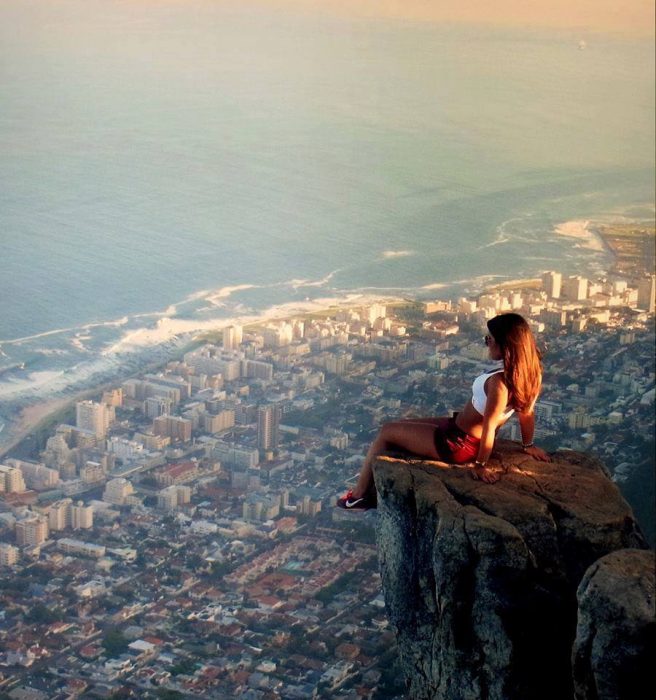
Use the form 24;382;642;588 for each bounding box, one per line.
487;313;542;412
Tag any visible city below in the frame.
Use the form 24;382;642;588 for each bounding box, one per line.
1;230;654;699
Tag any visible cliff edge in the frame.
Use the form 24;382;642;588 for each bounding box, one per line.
373;441;654;700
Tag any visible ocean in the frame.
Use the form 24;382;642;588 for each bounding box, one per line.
0;0;654;445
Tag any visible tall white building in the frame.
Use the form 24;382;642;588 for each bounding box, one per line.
242;359;274;381
292;319;305;340
107;437;144;462
157;485;191;511
458;298;478;314
638;275;655;313
202;409;236;434
80;461;105;484
42;433;73;471
76;400;112;439
153;415;192;442
365;304;387;325
542;271;562;299
6;458;59;491
49;498;93;530
103;478;135;505
213;441;259;469
262;324;293;348
70;501;94;529
48;498;73;531
562;276;588;301
243;492;281;521
222;325;243;351
478;293;503;315
508;292;524;309
101;388;123;407
184;345;241;380
16;517;49;546
257;404;280;451
0;464;27;493
0;543;19;567
144;396;173;419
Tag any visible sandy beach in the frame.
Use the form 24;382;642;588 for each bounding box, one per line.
554;220;606;252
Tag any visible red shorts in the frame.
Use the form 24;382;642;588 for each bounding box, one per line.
433;416;480;463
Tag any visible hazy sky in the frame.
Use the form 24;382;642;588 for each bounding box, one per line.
254;0;655;36
6;1;653;38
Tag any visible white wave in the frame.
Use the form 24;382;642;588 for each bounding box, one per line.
0;273;340;352
341;286;416;297
185;289;212;302
288;270;339;289
421;282;449;291
554;220;605;252
0;292;406;440
102;318;196;355
130;286;254;321
133;310;166;320
480;228;539;250
134;288;215;317
0;370;67;399
381;250;415;259
0;286;405;442
454;274;506;286
71;337;90;353
206;284;259;305
0;352;129;410
39;348;70;356
0;316;129;345
88;316;129;329
478;213;544;250
288;279;310;287
103;291;403;356
479;235;511;249
249;294;400;324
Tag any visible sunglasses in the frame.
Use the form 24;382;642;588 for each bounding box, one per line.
484;334;493;346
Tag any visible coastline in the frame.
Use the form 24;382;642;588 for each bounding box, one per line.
0;293;407;459
2;216;651;460
553;220;606;253
593;222;656;275
486;278;541;292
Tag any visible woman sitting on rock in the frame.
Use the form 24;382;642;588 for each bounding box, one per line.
337;312;551;509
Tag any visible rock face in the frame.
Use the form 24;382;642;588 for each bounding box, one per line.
573;549;655;700
373;441;650;700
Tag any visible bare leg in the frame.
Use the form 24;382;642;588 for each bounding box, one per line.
352;421;442;498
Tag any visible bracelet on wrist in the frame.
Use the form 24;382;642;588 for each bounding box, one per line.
474;459;487;467
522;442;534;450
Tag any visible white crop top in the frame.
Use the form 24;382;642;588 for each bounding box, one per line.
471;365;515;421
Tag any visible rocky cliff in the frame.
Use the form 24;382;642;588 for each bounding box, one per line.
373;441;654;700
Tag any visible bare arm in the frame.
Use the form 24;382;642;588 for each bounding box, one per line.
472;374;509;483
517;410;551;462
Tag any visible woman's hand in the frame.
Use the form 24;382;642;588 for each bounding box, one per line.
523;445;551;462
471;464;500;484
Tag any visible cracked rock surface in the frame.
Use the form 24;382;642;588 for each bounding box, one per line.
573;549;655;700
373;441;649;700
